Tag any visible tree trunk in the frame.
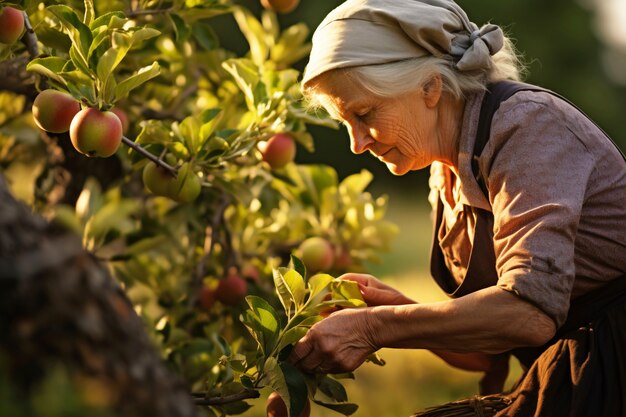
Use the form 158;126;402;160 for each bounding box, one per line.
0;175;197;417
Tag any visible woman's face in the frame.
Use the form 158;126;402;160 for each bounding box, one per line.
315;74;440;176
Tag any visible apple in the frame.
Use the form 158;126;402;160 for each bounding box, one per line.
260;0;300;14
32;89;81;133
198;284;217;311
142;161;176;197
266;392;311;417
111;107;129;134
215;272;248;306
169;163;202;203
69;108;123;157
241;264;261;282
258;133;296;169
333;246;353;271
0;6;24;45
298;237;335;273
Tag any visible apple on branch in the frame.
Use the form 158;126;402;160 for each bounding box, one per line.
69;108;123;158
0;6;25;45
258;133;296;169
297;236;335;273
215;271;248;306
32;89;81;134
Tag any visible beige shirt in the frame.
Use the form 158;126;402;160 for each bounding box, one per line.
429;89;626;326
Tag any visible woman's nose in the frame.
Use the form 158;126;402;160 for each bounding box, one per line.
346;123;374;154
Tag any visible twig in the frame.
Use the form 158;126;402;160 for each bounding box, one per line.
21;11;39;59
121;136;177;175
188;194;231;307
193;390;260;406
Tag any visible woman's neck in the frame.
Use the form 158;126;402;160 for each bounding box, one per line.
435;93;465;174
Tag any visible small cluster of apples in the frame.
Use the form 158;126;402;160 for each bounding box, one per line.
258;133;297;169
0;6;25;45
198;266;259;311
32;89;127;158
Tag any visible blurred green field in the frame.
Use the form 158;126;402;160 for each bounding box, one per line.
244;187;524;417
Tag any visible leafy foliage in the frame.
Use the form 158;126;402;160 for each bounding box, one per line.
0;0;397;416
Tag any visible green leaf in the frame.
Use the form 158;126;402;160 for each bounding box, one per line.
276;316;323;352
193;21;219;50
130;27;161;44
69;43;92;76
89;11;126;31
332;280;365;304
263;358;309;417
48;5;93;69
222;58;260;112
114;62;160;102
97;44;130;97
232;6;269;67
306;273;334;306
243;295;281;356
169;13;190;42
83;0;95;26
26;57;69;87
273;267;295;316
317;375;348;403
313;400;359;416
289;255;306;280
284;269;306;308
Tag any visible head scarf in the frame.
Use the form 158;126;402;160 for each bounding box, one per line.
302;0;504;86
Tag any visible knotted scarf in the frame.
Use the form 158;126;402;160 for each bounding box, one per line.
302;0;504;86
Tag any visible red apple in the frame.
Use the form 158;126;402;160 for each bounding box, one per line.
258;133;296;169
266;392;311;417
0;6;24;45
198;284;217;311
260;0;300;14
241;264;261;282
215;272;248;306
298;237;335;273
111;107;129;134
32;89;81;133
69;108;123;157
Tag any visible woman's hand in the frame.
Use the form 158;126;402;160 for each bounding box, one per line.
339;273;416;306
289;307;378;374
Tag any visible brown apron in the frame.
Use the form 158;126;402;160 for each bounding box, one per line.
429;197;626;416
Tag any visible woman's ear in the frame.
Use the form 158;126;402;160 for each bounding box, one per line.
422;74;443;108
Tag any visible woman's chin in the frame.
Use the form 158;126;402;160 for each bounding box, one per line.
385;162;410;176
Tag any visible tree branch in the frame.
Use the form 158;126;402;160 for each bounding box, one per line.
122;136;177;175
192;390;260;406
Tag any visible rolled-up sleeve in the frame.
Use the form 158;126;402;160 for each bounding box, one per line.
483;99;595;327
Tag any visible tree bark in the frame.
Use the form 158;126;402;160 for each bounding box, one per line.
0;175;197;417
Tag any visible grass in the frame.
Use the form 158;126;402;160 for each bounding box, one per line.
242;187;523;417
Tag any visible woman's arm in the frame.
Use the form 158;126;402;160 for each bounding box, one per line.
289;284;556;374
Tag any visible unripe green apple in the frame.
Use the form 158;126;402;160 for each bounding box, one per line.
215;272;248;306
260;0;300;14
258;133;296;169
0;6;24;45
169;163;201;203
69;108;123;157
32;89;81;133
298;237;335;273
266;392;311;417
142;161;176;197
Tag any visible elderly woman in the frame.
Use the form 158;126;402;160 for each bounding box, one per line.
289;0;626;415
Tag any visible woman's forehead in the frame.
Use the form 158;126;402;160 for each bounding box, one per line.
314;73;374;116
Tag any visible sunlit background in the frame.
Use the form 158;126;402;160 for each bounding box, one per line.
230;0;626;416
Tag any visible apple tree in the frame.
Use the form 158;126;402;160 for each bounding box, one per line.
0;1;398;416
